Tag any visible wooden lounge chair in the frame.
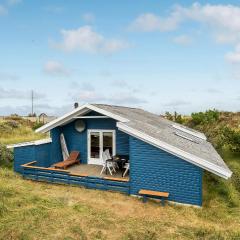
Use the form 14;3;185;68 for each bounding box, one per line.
53;151;80;169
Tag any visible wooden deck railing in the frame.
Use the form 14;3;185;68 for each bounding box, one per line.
21;162;130;194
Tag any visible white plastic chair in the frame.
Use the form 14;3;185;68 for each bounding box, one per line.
100;151;116;175
105;149;119;169
123;162;130;177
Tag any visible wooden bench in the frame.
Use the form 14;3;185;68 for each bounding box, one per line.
139;189;169;206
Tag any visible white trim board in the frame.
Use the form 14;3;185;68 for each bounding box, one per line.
7;138;52;149
117;122;232;179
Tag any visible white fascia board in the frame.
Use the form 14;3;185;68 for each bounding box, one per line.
172;124;207;140
117;122;232;179
35;103;90;133
87;105;129;123
7;138;52;149
35;103;129;133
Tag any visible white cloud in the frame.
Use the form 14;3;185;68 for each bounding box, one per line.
54;25;129;54
225;52;240;64
130;3;240;64
225;44;240;64
206;88;222;94
71;88;146;105
44;60;70;76
173;34;192;45
110;94;147;105
130;3;240;35
0;103;73;116
0;87;45;100
82;13;95;23
0;72;19;81
163;100;190;107
129;12;181;32
70;81;95;91
0;5;7;15
0;0;22;16
72;90;106;103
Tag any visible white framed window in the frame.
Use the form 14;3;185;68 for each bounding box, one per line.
87;129;116;165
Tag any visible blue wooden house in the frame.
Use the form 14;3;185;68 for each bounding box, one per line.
10;104;232;206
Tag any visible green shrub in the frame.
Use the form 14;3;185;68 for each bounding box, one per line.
191;109;220;126
32;122;44;131
165;111;173;121
0;122;12;135
0;144;13;168
165;111;184;124
222;127;240;152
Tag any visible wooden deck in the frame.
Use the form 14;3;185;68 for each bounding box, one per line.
21;161;130;193
67;164;129;180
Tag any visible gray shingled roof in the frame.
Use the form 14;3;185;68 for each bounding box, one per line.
92;104;231;177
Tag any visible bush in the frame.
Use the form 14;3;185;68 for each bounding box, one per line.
165;112;173;121
191;109;220;126
0;120;21;136
165;111;184;124
5;120;19;129
0;144;13;168
32;122;44;130
0;122;13;135
222;127;240;152
4;115;22;121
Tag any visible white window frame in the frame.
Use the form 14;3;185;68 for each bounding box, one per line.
87;129;116;165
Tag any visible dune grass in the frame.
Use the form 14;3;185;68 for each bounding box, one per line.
0;119;47;145
0;163;240;240
0;126;46;145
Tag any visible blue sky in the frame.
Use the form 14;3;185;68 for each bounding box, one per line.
0;0;240;116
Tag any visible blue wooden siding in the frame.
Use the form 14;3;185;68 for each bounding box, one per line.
14;145;35;173
22;166;130;194
129;136;202;206
50;117;129;164
14;115;129;170
116;130;129;155
14;143;51;173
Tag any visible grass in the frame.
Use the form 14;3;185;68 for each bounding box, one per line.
0;119;47;145
0;154;240;240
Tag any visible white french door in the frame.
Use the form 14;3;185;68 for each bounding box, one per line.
88;130;116;165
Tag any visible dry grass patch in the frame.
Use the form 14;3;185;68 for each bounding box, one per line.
1;169;240;240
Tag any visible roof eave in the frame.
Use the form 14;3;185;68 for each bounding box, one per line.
117;122;232;179
35;103;129;133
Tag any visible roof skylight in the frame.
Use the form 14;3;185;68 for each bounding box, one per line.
172;124;206;140
174;132;200;144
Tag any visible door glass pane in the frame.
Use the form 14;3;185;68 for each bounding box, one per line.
103;132;113;156
90;132;100;158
